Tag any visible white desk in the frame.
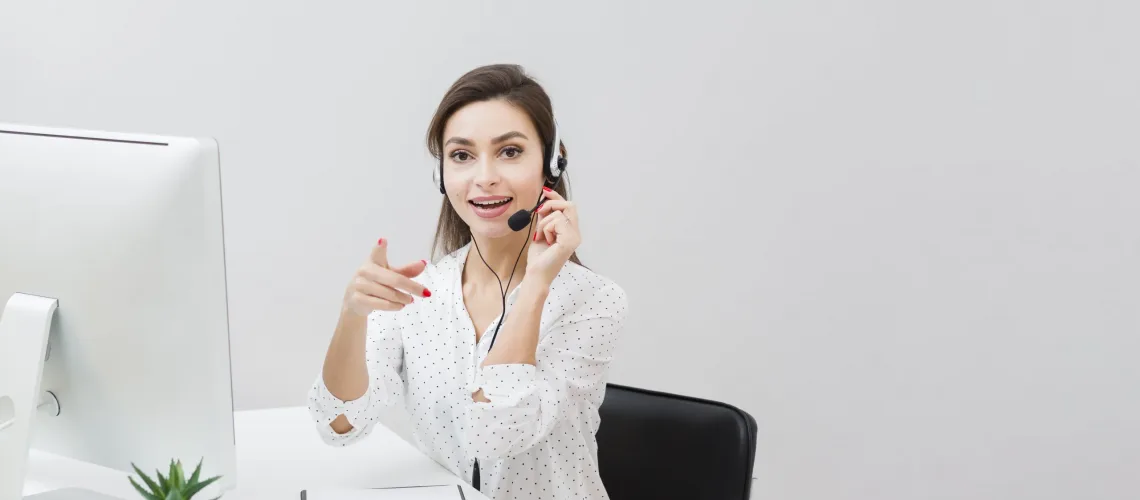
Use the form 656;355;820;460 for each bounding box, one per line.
25;407;488;500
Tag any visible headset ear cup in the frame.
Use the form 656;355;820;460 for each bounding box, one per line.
550;157;567;180
543;157;567;190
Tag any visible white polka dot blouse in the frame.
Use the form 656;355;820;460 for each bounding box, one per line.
308;242;629;500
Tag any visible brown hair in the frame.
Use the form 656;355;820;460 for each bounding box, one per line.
426;64;581;265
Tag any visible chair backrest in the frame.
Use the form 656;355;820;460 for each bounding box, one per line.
596;384;757;500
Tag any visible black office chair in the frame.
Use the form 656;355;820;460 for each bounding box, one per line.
596;383;758;500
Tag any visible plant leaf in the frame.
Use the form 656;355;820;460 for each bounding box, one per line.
169;460;183;489
188;459;203;485
129;477;161;500
165;486;185;500
156;470;169;495
182;475;221;500
131;463;163;497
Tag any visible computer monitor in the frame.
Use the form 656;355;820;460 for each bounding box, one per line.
0;123;237;500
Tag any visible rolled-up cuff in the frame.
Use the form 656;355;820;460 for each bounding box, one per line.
316;376;373;427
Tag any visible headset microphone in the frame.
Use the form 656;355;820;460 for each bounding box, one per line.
507;176;560;232
508;201;537;232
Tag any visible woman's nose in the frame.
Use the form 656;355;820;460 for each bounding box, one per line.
473;158;500;187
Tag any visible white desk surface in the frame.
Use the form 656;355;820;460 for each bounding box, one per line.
25;406;488;500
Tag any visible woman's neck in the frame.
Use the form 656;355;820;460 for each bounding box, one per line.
464;231;532;291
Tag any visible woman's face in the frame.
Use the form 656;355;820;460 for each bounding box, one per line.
442;99;546;240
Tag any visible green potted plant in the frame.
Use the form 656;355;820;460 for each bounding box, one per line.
128;459;222;500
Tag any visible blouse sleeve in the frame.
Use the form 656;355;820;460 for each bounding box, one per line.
307;309;406;446
465;282;628;461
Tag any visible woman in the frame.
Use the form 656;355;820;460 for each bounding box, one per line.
307;64;629;500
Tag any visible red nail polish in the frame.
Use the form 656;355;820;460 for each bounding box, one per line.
421;259;427;266
377;238;385;246
543;186;552;192
422;289;432;298
533;231;539;242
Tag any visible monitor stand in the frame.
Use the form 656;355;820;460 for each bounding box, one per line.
0;293;59;500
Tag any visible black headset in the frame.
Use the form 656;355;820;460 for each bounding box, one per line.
435;111;568;353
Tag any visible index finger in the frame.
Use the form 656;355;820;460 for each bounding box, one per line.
540;186;564;202
370;238;390;268
360;264;428;298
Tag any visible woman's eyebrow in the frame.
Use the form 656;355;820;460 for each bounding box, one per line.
492;131;528;144
444;136;474;147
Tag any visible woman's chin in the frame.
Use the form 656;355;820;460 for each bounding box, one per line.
470;223;515;240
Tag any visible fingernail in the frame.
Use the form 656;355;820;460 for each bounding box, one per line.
422;289;432;298
543;186;552;192
377;238;385;246
533;231;538;242
421;259;427;266
536;202;545;211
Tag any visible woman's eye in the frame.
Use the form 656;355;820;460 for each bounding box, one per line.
501;146;523;159
450;151;471;162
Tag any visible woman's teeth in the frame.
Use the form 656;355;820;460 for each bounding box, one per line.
471;198;511;208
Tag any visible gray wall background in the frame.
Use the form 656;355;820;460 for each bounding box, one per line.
3;1;1138;499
